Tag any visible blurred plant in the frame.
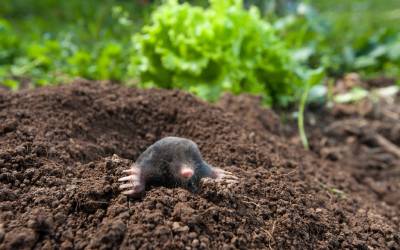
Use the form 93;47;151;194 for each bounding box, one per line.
273;1;400;78
0;0;149;88
352;31;400;77
95;43;127;80
0;0;398;92
0;19;20;64
0;8;134;87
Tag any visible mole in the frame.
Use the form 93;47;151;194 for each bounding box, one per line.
119;136;238;196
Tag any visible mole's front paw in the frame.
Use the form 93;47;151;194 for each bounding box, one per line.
211;167;239;184
118;165;145;196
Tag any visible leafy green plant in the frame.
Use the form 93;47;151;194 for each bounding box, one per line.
132;0;310;106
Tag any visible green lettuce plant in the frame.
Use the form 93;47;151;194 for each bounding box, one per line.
132;0;309;106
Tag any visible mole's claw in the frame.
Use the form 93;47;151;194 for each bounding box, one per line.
220;170;238;177
211;168;239;183
119;183;137;189
222;174;238;180
123;168;139;174
118;175;140;182
122;190;136;195
119;166;144;196
121;185;144;196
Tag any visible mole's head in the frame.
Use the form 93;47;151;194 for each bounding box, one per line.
171;161;194;181
169;160;207;191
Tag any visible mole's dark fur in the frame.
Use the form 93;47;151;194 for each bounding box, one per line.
119;137;237;196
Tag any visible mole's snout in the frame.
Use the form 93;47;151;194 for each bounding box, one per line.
180;165;194;179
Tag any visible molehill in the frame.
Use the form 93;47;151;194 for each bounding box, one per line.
0;81;399;249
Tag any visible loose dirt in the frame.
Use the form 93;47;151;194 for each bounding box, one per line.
0;80;399;249
300;81;400;224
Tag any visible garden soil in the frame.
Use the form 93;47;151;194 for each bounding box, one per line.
0;80;399;249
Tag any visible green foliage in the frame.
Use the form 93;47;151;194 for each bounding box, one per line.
274;1;400;78
351;31;400;77
133;0;310;106
0;0;398;104
0;19;20;64
0;0;150;87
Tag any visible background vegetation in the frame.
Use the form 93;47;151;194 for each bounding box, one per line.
0;0;399;105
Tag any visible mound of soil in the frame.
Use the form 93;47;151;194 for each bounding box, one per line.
304;87;400;219
0;81;399;249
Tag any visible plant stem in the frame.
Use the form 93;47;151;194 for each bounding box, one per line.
298;84;310;150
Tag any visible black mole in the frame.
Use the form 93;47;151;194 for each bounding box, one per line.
119;136;237;195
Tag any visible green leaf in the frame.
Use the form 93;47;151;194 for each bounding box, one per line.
2;79;19;91
334;87;369;103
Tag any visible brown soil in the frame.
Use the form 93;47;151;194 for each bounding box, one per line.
0;80;399;249
304;88;400;220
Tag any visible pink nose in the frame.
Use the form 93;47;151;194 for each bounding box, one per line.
180;167;194;179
